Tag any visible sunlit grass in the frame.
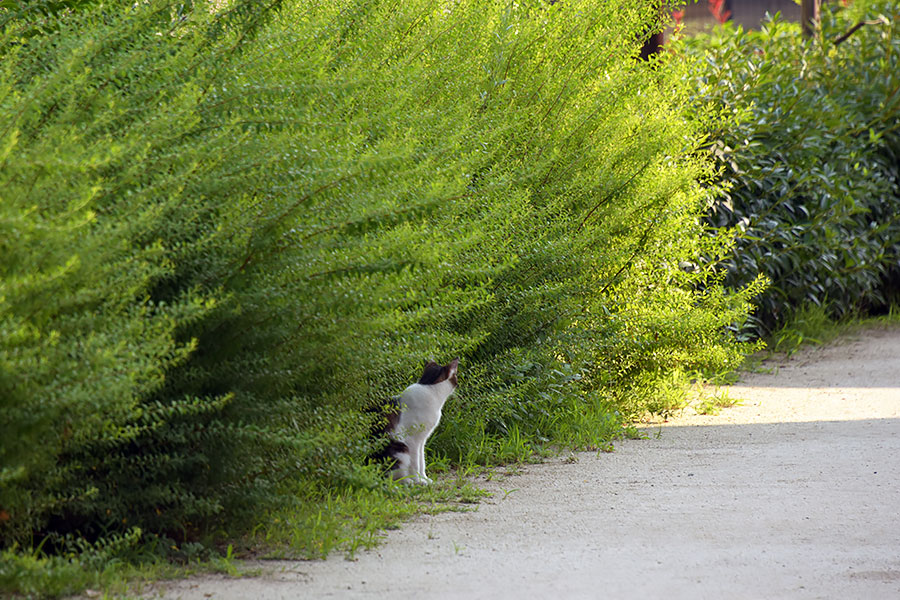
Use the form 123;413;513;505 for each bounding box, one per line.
771;304;900;356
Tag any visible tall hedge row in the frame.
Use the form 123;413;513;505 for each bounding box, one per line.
1;0;758;555
683;1;900;334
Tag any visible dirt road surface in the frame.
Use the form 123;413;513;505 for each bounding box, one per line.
155;325;900;599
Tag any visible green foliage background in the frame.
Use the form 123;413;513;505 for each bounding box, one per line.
1;0;758;578
682;0;900;334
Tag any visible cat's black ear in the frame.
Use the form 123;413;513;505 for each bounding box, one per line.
419;359;443;384
447;357;460;387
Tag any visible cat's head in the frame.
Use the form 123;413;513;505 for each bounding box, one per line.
418;357;459;388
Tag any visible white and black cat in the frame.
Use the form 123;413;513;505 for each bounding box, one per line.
375;358;459;485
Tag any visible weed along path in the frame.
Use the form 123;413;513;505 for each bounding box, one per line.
155;325;900;600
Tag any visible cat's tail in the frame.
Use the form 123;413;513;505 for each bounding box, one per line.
366;396;405;467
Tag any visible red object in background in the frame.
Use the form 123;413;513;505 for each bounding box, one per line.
673;9;685;24
708;0;731;23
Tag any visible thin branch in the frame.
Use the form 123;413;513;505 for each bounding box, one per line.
597;220;656;297
833;17;889;47
579;158;654;230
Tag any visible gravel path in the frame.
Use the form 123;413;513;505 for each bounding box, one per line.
155;325;900;600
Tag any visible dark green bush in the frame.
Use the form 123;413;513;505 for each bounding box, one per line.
1;0;758;571
681;1;900;334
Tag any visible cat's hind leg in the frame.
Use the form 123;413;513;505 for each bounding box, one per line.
387;441;416;484
391;451;414;484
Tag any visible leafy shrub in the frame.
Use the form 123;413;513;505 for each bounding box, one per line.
681;1;900;334
0;0;313;550
1;0;758;574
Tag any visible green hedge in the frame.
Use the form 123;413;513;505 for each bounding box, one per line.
682;1;900;334
1;0;758;561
